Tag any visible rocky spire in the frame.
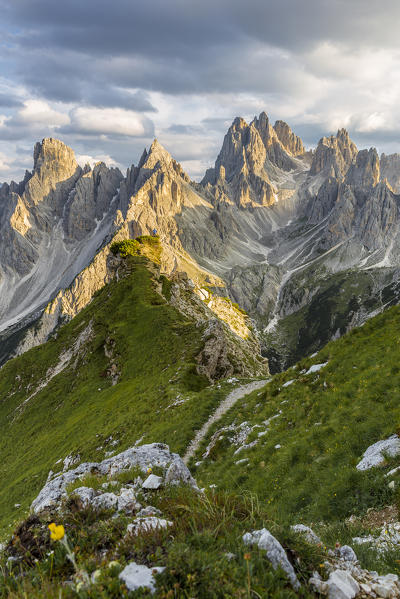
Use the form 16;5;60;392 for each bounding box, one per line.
24;138;81;211
32;138;78;179
345;148;380;188
380;153;400;192
252;111;278;150
310;129;358;178
273;120;305;156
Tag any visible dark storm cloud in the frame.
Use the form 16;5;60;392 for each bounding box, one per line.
1;0;400;180
4;0;399;100
5;0;400;57
0;93;23;108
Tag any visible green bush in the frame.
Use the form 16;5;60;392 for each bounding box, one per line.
110;236;161;261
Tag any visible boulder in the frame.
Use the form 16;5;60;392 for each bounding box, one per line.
71;486;96;507
91;492;119;511
142;474;163;490
119;562;164;593
326;570;359;599
335;545;357;562
291;524;322;545
356;435;400;471
31;443;196;513
137;506;162;517
127;517;172;535
164;460;196;487
372;574;400;599
243;528;300;590
117;488;141;512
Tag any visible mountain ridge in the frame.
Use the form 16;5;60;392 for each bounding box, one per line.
3;113;400;370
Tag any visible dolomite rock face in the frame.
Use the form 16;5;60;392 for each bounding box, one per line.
310;128;358;178
273;120;305;156
31;443;197;514
63;162;123;241
201;112;302;206
381;153;400;192
168;271;269;381
0;138;123;343
345;148;380;188
4;111;400;371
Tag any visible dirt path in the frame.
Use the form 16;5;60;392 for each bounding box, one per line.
183;379;269;463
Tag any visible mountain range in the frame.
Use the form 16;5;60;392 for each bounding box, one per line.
2;112;400;370
2;114;400;595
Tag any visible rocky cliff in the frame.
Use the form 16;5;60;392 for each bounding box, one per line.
3;112;400;370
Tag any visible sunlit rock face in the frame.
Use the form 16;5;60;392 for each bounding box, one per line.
3;112;400;370
0;138;123;334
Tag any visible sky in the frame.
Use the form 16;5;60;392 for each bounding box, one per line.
0;0;400;181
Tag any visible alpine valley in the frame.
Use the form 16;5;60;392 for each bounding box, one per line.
2;114;400;598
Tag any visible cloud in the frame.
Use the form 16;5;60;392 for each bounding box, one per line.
16;100;69;127
1;1;400;181
65;106;154;137
0;93;23;108
75;153;122;169
0;100;70;141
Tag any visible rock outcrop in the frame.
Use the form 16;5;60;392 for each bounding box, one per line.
273;120;305;156
31;443;197;514
0;138;123;341
310;129;358;178
3;110;400;372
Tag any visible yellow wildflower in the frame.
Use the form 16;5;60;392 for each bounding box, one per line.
48;522;65;541
147;467;153;474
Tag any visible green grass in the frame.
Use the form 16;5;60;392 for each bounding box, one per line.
0;255;234;538
0;484;322;597
194;304;400;526
263;265;398;372
110;236;162;263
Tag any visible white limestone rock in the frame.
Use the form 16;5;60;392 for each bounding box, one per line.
291;524;322;545
142;474;163;490
335;545;357;562
164;460;196;487
353;522;400;553
91;492;119;511
119;562;164;593
305;362;328;375
127;517;172;535
243;528;300;590
325;570;359;599
137;506;162;517
71;486;96;507
371;573;400;598
117;488;141;512
31;443;196;513
356;435;400;471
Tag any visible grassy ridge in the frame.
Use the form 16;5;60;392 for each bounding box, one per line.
0;255;233;538
194;304;400;524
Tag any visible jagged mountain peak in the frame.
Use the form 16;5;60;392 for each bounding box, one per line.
310;127;358;178
273;120;305;156
33;137;78;175
345;147;380;188
203;111;306;190
336;127;351;141
138;138;187;179
232;116;248;130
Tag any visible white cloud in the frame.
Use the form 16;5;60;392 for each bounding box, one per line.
75;152;121;169
17;99;69;127
69;106;149;136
